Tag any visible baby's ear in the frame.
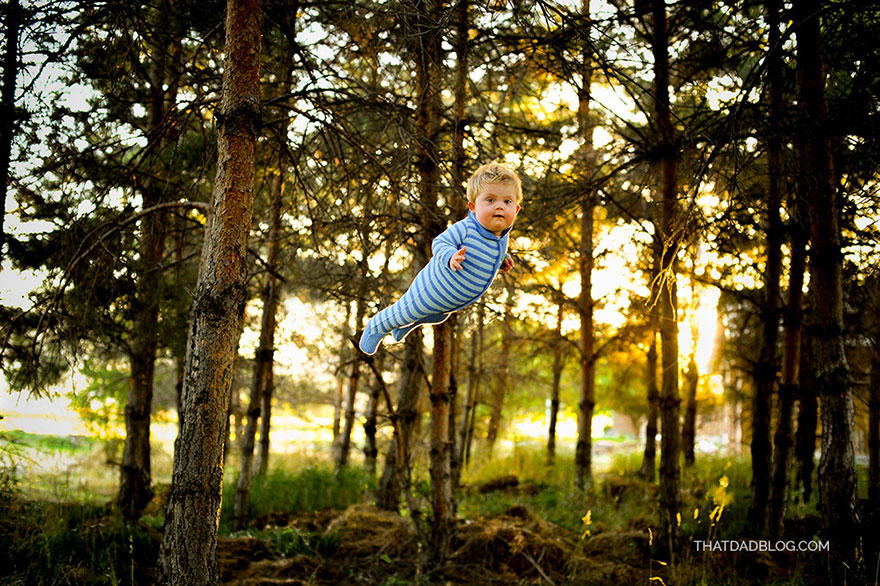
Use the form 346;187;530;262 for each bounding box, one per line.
467;201;476;212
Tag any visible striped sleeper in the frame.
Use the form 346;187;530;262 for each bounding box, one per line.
359;211;511;355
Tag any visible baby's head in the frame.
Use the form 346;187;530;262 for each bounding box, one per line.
466;162;523;204
466;162;522;236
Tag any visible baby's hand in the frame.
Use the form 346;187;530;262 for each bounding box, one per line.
450;247;467;271
500;255;514;273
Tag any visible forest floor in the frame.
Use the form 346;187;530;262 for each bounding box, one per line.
1;432;873;585
210;494;835;586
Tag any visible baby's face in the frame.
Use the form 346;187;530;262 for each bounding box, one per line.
468;182;520;236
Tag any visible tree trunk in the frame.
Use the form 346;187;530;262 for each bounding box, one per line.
363;350;384;476
459;302;484;468
640;249;662;481
451;0;470;213
376;330;424;511
409;0;451;562
574;0;595;491
333;302;352;443
652;0;681;557
547;296;564;466
767;226;805;537
0;0;21;265
429;320;454;565
159;0;261;582
486;280;513;453
120;4;182;520
870;349;880;504
639;331;659;480
234;164;284;526
681;356;698;467
794;1;863;581
448;314;461;493
794;315;818;502
749;33;785;523
765;0;800;538
337;297;366;468
256;371;273;475
575;195;595;489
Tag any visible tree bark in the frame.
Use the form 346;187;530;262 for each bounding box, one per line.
794;314;818;502
681;356;698;467
547;296;564;466
639;330;659;480
376;330;424;511
575;195;595;489
448;315;461;493
363;350;384;476
640;248;662;481
337;297;366;468
794;0;863;581
429;320;454;565
652;0;681;557
158;0;261;582
573;0;596;491
749;20;785;521
459;302;484;468
120;3;183;520
870;349;880;504
333;302;352;443
486;280;513;454
409;0;452;563
767;218;805;537
234;163;284;526
0;0;21;265
451;0;470;215
765;0;800;539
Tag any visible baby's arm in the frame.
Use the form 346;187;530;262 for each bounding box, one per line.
431;221;467;270
500;254;514;273
449;247;467;271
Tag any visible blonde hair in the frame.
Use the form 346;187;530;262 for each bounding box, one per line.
466;162;523;203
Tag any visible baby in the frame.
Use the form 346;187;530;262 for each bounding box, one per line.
359;162;522;355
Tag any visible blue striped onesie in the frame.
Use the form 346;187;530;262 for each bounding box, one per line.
359;211;511;355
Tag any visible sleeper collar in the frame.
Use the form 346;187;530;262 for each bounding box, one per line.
467;210;512;240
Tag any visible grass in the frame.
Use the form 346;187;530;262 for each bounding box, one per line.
0;430;100;455
0;432;852;586
0;496;159;585
218;465;375;531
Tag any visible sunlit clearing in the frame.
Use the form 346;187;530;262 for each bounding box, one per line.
0;390;92;436
706;373;724;397
509;412;613;441
558;222;651;335
678;286;721;373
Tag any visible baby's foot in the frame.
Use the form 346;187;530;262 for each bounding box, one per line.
359;329;384;355
392;323;420;343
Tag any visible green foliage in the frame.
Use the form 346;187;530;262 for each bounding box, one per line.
0;430;98;455
67;359;129;438
218;466;375;531
0;500;158;585
264;526;340;557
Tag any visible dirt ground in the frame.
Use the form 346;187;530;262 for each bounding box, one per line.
215;503;659;586
213;501;837;586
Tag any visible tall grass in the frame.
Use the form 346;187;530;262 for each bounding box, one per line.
218;465;375;531
0;495;158;585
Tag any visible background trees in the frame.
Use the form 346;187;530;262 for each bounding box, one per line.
1;0;879;583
